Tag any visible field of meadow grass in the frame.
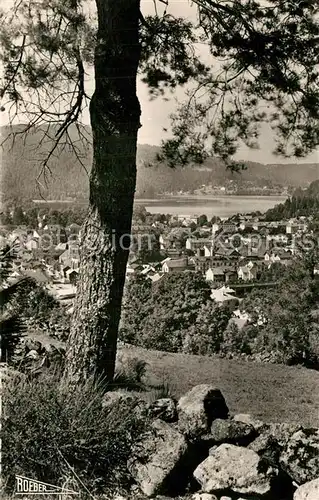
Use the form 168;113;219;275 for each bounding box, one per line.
118;345;319;428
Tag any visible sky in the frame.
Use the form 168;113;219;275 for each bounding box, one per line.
1;0;318;166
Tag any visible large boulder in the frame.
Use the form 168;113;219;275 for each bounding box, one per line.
177;385;229;439
210;418;256;446
193;443;277;495
233;414;265;433
280;429;319;484
294;478;319;500
266;422;302;448
248;433;281;467
147;398;177;423
127;419;188;497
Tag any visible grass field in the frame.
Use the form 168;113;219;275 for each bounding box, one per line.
118;345;319;428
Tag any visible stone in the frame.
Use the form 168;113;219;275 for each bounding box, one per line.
177;385;229;439
233;414;265;433
210;418;256;445
280;429;319;484
127;419;188;497
266;422;302;448
248;433;281;467
26;349;39;360
148;398;177;423
102;391;147;417
193;443;276;495
294;478;319;500
191;494;218;500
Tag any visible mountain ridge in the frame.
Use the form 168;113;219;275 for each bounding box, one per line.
1;124;318;205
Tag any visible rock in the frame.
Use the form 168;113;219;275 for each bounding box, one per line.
233;414;265;433
280;429;319;484
193;443;276;495
248;433;281;467
127;419;188;497
210;418;256;445
192;494;218;500
266;422;302;448
148;398;177;423
26;349;39;360
177;385;229;439
294;478;319;500
102;391;146;417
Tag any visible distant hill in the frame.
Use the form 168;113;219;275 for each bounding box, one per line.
1;124;318;205
265;180;319;220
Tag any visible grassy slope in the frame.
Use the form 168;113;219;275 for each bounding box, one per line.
119;346;319;428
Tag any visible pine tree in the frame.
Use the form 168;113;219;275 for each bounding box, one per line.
1;0;318;382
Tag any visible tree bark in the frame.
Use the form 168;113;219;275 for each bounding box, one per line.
64;0;141;384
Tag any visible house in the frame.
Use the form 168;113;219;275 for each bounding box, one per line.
230;309;250;330
162;257;194;273
66;268;79;285
193;256;214;274
185;237;213;256
159;234;169;251
205;267;227;282
55;242;68;252
211;286;239;307
177;215;198;226
286;221;308;234
141;264;157;277
58;245;80;270
148;273;163;283
264;250;293;265
25;238;39;251
237;264;257;281
220;223;238;233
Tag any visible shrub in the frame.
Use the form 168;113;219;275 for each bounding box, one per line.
113;355;149;390
2;372;150;496
220;322;253;356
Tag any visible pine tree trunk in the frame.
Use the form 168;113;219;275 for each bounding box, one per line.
64;0;141;384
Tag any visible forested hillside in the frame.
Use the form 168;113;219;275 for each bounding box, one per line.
1;124;318;205
265;180;319;220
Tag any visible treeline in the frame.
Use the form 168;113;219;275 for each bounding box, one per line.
265;180;319;220
0;205;88;228
119;258;319;368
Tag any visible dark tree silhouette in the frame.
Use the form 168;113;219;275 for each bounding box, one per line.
1;0;318;382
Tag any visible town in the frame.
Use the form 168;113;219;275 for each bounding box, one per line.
1;203;317;312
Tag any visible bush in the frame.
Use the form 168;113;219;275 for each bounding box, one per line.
113;355;149;390
220;322;253;356
2;372;150;496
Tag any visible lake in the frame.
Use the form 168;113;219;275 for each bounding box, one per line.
32;194;287;219
134;195;287;218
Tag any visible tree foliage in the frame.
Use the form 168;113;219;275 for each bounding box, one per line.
120;271;232;354
1;1;318;168
240;259;319;365
1;0;318;382
265;180;319;221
